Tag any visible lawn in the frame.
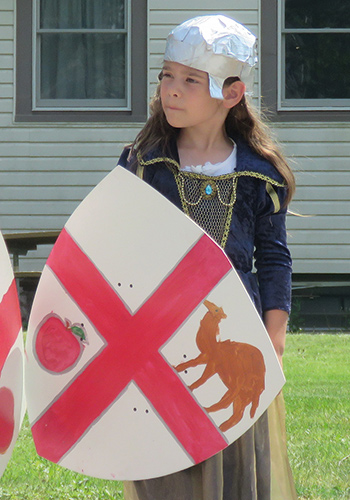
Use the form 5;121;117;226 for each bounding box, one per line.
283;334;350;500
1;333;349;499
0;415;124;500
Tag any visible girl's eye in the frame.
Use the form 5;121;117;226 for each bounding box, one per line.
162;72;172;79
186;78;198;84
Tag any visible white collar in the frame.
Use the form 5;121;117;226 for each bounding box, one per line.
180;143;237;176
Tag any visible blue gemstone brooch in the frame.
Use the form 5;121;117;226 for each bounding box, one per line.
200;180;218;200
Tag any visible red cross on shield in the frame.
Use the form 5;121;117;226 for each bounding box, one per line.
31;228;230;465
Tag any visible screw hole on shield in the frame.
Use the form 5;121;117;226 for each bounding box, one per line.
133;407;137;412
183;354;187;358
129;284;133;288
118;283;122;287
145;409;149;414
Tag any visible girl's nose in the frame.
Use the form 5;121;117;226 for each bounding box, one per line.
168;81;182;97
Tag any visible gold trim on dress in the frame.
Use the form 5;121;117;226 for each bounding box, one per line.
136;163;145;180
266;182;281;213
136;153;286;249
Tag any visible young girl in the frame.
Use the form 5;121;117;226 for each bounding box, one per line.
119;14;296;500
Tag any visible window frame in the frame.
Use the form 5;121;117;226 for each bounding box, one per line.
278;1;350;111
15;0;147;122
261;0;350;121
33;0;131;111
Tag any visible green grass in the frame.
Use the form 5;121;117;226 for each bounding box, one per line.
283;334;350;500
0;416;124;500
1;334;349;499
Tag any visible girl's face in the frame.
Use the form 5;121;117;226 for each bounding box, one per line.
160;61;226;131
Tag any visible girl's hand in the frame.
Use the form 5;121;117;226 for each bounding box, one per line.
263;309;289;368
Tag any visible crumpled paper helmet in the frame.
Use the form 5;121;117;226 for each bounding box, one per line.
164;15;258;99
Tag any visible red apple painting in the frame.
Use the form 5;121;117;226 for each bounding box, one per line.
0;231;24;478
34;314;88;373
25;167;285;481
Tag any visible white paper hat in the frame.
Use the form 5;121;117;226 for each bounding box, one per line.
164;15;258;99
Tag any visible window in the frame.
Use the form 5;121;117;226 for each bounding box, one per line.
261;0;350;120
36;0;129;109
16;0;147;122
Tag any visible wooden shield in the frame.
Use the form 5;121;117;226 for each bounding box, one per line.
0;231;24;478
25;166;285;480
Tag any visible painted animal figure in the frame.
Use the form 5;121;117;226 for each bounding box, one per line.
175;300;266;432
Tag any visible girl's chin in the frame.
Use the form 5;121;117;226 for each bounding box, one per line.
165;117;185;128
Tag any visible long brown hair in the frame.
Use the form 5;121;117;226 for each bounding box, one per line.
130;76;295;205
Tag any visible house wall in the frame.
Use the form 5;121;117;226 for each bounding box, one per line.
0;1;143;270
0;0;349;276
275;123;350;275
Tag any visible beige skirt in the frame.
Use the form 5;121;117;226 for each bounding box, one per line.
123;393;297;500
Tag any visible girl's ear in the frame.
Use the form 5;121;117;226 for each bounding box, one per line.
222;81;246;109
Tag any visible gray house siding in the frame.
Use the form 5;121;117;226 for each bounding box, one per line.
0;0;349;278
277;124;350;275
